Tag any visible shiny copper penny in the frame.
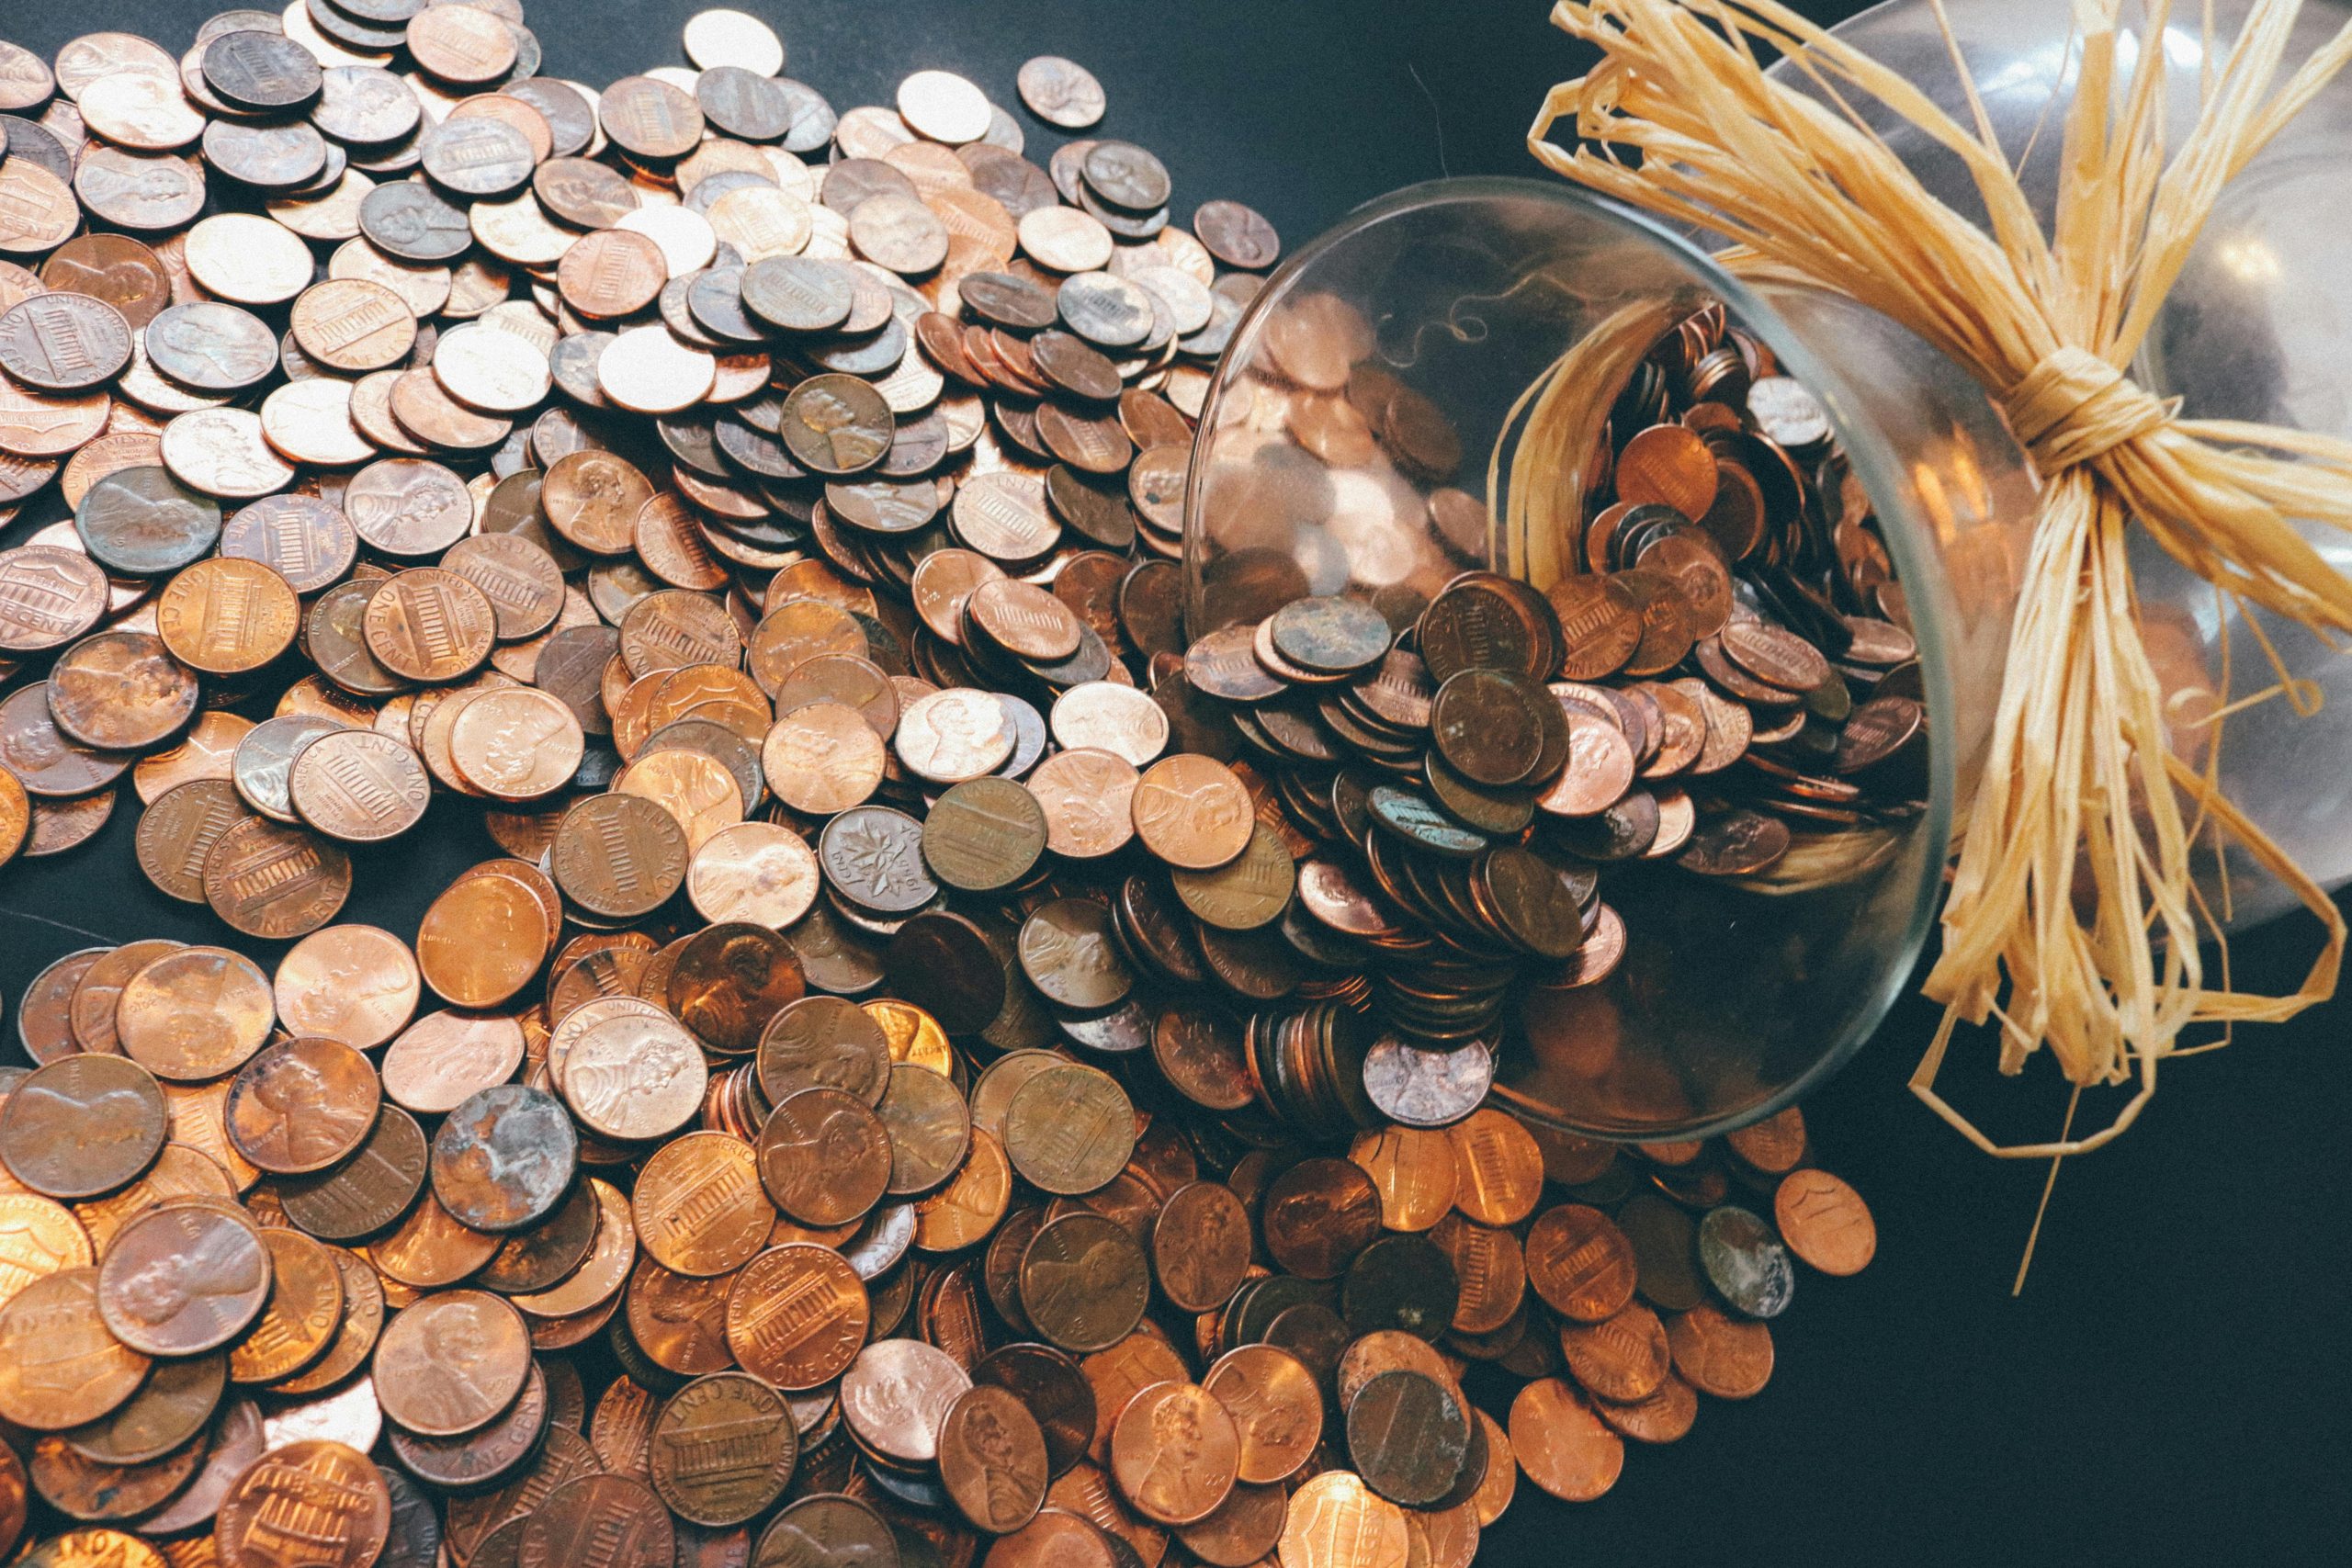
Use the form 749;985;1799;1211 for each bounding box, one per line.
203;815;351;939
416;871;552;1010
215;1439;390;1567
114;943;276;1081
154;558;301;675
373;1289;532;1438
91;1201;267;1356
274;924;420;1051
364;567;498;683
0;1268;150;1432
553;791;691;919
1507;1377;1623;1502
1772;1168;1877;1276
636;1133;774;1279
1524;1204;1638;1324
288;728;433;842
723;1242;866;1390
1108;1380;1239;1527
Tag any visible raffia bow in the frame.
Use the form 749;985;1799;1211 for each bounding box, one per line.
1527;0;2352;1156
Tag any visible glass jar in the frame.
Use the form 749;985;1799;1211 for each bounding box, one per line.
1796;0;2352;930
1183;177;2041;1140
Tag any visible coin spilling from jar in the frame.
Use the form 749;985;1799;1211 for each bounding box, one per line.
0;6;1880;1566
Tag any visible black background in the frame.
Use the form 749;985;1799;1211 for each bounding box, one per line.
2;3;2346;1564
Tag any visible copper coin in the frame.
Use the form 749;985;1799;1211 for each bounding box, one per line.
1665;1301;1775;1401
114;943;276;1081
1260;1156;1382;1280
1019;1211;1148;1354
214;1439;391;1567
381;1009;526;1118
636;1133;774;1279
0;1055;168;1200
1524;1204;1637;1323
364;567;498;683
781;374;894;477
373;1289;532;1438
842;1336;969;1464
277;1104;428;1244
85;1201;265;1357
0;1268;149;1431
723;1242;867;1389
1507;1377;1623;1502
758;1087;891;1227
219;493;357;593
1772;1168;1877;1276
560;1007;707;1141
203;816;351;938
1106;1380;1238;1528
344;457;473;558
432;1084;578;1233
284;728;430;843
1002;1061;1136;1196
650;1371;799;1527
44;632;197;751
227;1226;347;1386
553;791;691;919
0;291;131;393
1279;1471;1408;1568
758;995;891;1109
1443;1107;1544;1227
1129;753;1252;870
0;546;108;653
1558;1302;1670;1404
225;1035;377;1183
1139;1180;1245;1316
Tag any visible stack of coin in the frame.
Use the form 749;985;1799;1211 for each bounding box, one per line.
0;6;1889;1564
1177;299;1930;1067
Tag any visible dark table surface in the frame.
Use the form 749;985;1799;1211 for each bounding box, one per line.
1;3;2346;1565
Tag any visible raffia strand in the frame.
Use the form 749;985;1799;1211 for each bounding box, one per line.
1524;0;2352;1156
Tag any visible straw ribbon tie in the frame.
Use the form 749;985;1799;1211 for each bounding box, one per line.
2000;345;2176;475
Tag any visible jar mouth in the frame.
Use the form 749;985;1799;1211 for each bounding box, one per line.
1184;175;1968;1142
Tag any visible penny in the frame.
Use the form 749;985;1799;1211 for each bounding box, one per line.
1772;1168;1877;1276
156;557;301;675
650;1371;798;1527
723;1242;865;1389
842;1335;968;1467
1015;56;1106;130
1507;1378;1623;1502
1523;1203;1637;1323
110;944;273;1082
283;728;431;843
373;1289;532;1438
875;1060;971;1196
1280;1471;1408;1568
758;1087;891;1227
1001;1059;1135;1196
0;1055;168;1201
277;1102;427;1244
1665;1301;1775;1402
40;633;194;752
273;924;420;1051
225;1225;347;1386
758;995;891;1108
215;1440;391;1567
0;547;108;653
431;1084;578;1233
634;1131;772;1280
0;1267;150;1431
1020;1211;1148;1354
0;293;130;393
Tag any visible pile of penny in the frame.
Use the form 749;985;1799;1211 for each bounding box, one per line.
0;908;1881;1566
1183;297;1931;1050
0;5;1888;1566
